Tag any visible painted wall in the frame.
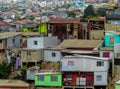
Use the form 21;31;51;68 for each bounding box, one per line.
115;84;120;89
61;56;109;72
35;74;62;87
94;71;108;85
38;23;47;35
105;33;120;47
27;37;44;49
44;50;62;62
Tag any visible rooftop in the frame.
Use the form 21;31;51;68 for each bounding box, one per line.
47;17;80;23
59;39;103;48
0;32;22;39
0;79;29;87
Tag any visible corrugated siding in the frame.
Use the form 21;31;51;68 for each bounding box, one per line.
61;57;109;72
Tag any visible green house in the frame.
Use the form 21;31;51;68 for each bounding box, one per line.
105;31;120;47
115;80;120;89
35;72;62;87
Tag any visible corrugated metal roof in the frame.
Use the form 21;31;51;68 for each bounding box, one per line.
63;55;109;61
35;72;61;75
0;21;9;25
59;39;103;48
0;79;29;87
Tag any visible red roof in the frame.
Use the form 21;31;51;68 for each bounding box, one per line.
47;17;80;23
0;21;9;26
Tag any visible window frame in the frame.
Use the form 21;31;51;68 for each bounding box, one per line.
97;61;104;66
68;61;74;66
96;75;102;81
110;37;114;44
103;52;110;58
38;75;44;82
51;76;58;82
52;52;56;57
66;74;72;80
34;41;38;45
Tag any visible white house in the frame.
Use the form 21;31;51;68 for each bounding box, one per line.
27;36;60;49
61;55;109;86
44;47;62;62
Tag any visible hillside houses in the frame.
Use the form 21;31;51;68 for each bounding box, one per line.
1;0;120;89
0;30;114;89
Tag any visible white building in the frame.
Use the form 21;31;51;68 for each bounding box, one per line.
61;55;109;86
27;36;60;49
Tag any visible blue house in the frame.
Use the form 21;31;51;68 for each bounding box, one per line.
105;31;120;47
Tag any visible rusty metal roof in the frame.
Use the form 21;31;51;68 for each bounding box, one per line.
47;17;80;23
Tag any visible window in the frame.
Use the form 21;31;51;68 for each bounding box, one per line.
20;39;22;43
51;76;58;82
0;40;2;44
66;74;72;80
103;52;110;58
38;75;44;81
110;37;114;44
52;52;56;57
97;61;104;66
13;39;15;43
68;61;74;66
96;75;102;81
34;41;37;45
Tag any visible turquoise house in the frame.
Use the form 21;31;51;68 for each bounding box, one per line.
105;31;120;47
115;80;120;89
35;72;62;87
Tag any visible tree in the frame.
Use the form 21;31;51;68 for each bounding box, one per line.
66;11;76;17
0;61;12;79
96;7;106;16
83;5;96;18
